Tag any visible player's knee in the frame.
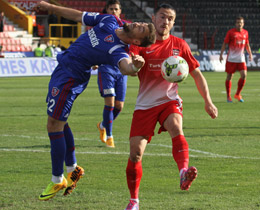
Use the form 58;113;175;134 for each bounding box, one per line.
167;122;183;137
47;116;64;133
130;152;143;162
115;102;124;111
241;74;246;80
115;105;123;111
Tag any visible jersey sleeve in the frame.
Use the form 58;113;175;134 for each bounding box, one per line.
83;13;119;33
82;12;104;26
111;48;130;69
181;41;200;72
245;30;249;45
224;30;231;44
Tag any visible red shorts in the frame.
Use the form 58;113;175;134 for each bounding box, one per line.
130;100;183;143
225;61;247;74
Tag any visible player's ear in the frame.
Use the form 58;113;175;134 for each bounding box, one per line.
152;15;155;24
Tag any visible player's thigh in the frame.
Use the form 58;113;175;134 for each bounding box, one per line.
130;108;159;142
115;75;127;102
97;71;116;97
47;69;88;121
225;61;237;74
163;113;184;138
238;63;247;79
157;100;183;136
104;96;115;107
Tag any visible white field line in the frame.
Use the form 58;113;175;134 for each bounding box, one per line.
1;134;259;160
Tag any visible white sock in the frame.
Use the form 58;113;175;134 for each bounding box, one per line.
130;198;139;203
100;122;104;130
52;174;64;183
67;163;77;173
107;135;113;139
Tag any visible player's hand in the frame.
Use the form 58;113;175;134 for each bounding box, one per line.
131;52;145;71
249;54;253;61
35;1;51;11
91;65;99;70
205;102;218;119
219;55;223;63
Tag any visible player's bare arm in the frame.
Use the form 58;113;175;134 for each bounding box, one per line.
119;55;145;76
37;1;82;22
246;43;253;61
219;42;227;63
190;68;218;119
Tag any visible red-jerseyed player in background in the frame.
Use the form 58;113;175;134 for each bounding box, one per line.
124;3;218;210
220;16;253;103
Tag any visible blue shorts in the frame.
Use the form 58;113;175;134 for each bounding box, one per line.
46;64;90;121
97;65;127;102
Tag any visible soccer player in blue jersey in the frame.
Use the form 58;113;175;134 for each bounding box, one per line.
36;1;156;201
96;0;131;148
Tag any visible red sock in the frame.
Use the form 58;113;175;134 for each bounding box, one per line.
225;80;232;98
172;135;189;171
126;159;142;199
236;78;246;95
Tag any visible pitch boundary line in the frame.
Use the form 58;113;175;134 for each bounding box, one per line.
1;133;259;160
1;148;260;160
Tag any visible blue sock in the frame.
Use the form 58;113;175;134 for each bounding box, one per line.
64;123;76;166
103;105;114;136
113;107;121;120
49;131;66;176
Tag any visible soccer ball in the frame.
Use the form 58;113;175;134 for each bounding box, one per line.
161;56;189;83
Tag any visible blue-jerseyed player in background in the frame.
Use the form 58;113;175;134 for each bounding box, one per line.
36;1;156;201
96;0;131;148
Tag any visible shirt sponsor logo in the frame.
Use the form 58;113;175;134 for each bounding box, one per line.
103;88;115;95
51;87;59;97
104;35;114;43
88;28;99;47
147;59;164;71
87;12;99;16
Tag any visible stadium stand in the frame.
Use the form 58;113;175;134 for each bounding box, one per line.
132;0;260;50
0;17;33;52
2;0;259;52
57;0;139;21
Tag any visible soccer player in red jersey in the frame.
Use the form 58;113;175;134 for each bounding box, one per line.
124;3;218;210
220;16;253;103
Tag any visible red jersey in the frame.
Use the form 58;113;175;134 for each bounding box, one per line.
224;28;249;63
130;35;199;110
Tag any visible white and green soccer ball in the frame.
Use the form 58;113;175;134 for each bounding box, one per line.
161;56;189;83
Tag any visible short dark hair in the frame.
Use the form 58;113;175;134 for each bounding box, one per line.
154;3;175;15
103;0;121;13
139;23;156;47
236;16;244;22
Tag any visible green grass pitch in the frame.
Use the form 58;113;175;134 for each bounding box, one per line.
0;71;259;209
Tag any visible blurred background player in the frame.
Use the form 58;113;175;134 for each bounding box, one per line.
125;4;218;210
0;11;5;32
44;42;54;57
219;16;253;103
36;0;155;202
96;0;130;148
34;43;43;57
